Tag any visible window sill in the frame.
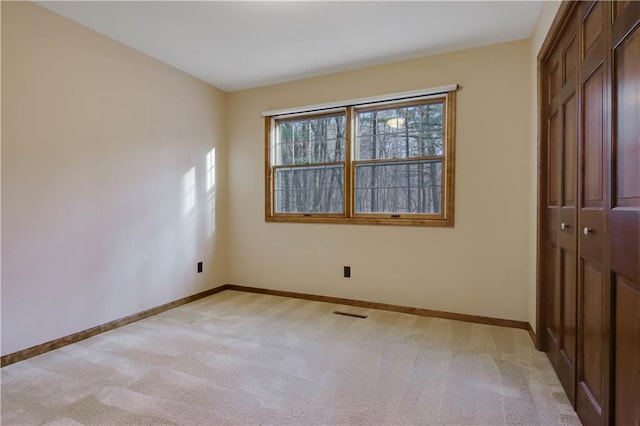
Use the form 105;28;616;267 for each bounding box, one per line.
265;215;454;227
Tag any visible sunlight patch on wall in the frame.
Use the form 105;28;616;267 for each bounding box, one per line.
183;165;198;267
206;148;216;191
206;148;216;238
184;167;196;217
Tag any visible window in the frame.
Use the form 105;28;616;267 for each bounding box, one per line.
265;90;456;226
271;112;347;215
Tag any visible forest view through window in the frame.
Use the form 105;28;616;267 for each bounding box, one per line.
266;91;456;226
273;112;346;214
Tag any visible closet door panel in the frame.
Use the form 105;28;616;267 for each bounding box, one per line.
582;67;605;210
584;1;605;60
582;261;605;404
563;93;578;210
549;110;561;207
614;26;640;210
562;248;577;363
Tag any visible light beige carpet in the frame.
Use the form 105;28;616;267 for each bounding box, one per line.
1;290;580;425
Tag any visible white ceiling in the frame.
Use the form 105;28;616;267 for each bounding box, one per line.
38;1;544;92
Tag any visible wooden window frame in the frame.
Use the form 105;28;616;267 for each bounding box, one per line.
265;91;456;227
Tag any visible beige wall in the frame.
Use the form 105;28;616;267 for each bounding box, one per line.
227;40;532;322
528;1;562;332
1;2;228;355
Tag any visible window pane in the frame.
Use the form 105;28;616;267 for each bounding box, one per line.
354;160;442;214
275;165;344;213
355;101;444;160
275;113;346;166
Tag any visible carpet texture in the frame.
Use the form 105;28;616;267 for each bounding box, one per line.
1;290;580;425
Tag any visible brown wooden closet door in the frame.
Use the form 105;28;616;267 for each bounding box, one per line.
541;2;640;425
610;2;640;425
576;2;611;425
544;12;580;404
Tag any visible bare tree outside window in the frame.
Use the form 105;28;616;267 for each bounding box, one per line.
273;113;346;214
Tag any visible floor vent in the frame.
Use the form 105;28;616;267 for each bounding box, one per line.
333;311;367;319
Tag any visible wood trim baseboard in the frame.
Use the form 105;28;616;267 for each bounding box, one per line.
2;283;538;367
225;284;530;331
0;285;231;368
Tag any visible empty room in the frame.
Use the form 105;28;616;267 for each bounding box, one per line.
2;1;639;425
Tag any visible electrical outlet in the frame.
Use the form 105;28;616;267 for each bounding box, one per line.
197;262;203;273
344;266;351;278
